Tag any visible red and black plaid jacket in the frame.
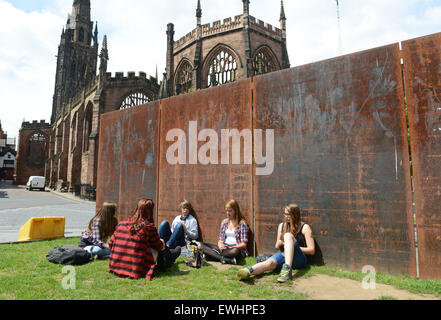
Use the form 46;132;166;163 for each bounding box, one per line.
108;221;164;281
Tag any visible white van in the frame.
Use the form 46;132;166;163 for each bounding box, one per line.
26;176;46;191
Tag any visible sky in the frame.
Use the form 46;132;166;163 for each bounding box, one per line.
1;0;441;139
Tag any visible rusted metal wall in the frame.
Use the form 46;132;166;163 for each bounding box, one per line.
402;32;441;280
96;37;441;278
253;44;416;277
96;102;159;221
96;110;122;209
157;80;254;247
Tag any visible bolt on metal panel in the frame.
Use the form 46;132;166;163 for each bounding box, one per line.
402;32;441;280
253;43;416;277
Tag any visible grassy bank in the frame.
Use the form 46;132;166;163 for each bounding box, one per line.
0;238;440;300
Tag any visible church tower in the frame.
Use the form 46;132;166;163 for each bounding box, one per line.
51;0;98;124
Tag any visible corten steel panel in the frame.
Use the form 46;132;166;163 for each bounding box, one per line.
96;102;159;222
96;111;123;212
117;102;160;222
158;80;254;249
402;32;441;279
253;44;416;277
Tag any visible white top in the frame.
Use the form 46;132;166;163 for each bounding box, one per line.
171;214;199;241
224;229;237;246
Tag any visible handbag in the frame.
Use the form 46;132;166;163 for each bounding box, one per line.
184;241;203;269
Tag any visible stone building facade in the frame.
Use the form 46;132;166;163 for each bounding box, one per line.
161;0;290;97
14;120;51;185
15;0;289;196
15;0;159;193
0;121;17;181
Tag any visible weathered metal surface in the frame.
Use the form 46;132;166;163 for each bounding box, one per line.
402;32;441;280
96;102;159;221
253;43;416;276
96;110;122;211
157;80;254;247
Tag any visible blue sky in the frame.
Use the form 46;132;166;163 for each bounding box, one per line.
1;0;441;138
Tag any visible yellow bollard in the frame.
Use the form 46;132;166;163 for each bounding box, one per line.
18;217;65;242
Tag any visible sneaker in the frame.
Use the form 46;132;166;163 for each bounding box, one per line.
170;246;181;264
277;264;292;283
221;256;236;265
237;267;251;280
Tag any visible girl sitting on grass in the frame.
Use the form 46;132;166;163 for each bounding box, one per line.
79;202;118;259
237;204;315;283
202;200;250;265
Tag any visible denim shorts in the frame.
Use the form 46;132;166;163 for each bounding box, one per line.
270;242;307;271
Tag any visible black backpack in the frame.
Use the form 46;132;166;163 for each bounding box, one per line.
46;245;93;265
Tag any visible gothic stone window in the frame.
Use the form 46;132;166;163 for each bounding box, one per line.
253;47;278;76
175;60;193;95
120;92;151;110
206;49;238;88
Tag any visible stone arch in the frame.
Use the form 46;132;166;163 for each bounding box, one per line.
117;89;154;110
71;111;78;150
202;44;243;89
174;58;194;95
83;102;93;152
252;45;281;76
26;130;49;168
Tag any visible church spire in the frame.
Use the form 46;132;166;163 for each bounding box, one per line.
196;0;202;26
242;0;250;15
280;0;286;21
100;35;109;61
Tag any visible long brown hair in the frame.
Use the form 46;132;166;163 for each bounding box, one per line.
129;199;155;234
86;202;118;242
283;204;301;235
225;200;246;226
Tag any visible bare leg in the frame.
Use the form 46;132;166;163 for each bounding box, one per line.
283;233;296;267
250;258;277;276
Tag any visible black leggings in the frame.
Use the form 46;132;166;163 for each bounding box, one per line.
202;243;240;262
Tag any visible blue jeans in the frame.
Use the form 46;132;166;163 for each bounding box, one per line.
158;221;186;249
83;246;111;259
270;242;307;271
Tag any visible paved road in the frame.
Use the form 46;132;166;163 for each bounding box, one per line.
0;181;95;243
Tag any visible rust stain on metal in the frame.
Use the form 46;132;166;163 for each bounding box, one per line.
96;110;122;212
402;32;441;280
157;79;254;248
253;43;416;277
97;102;159;221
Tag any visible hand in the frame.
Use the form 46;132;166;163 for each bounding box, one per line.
219;244;227;251
276;240;284;249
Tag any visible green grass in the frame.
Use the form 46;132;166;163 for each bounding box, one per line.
0;238;304;300
0;238;440;300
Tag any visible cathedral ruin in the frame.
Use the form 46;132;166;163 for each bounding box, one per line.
15;0;290;198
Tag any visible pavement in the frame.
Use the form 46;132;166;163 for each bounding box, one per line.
0;180;96;244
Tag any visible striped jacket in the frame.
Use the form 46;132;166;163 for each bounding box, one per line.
108;221;164;281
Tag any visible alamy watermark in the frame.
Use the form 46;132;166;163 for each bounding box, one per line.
166;121;274;176
61;266;76;290
362;265;376;290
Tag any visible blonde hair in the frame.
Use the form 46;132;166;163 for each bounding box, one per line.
225;200;246;226
179;200;193;212
283;204;301;235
